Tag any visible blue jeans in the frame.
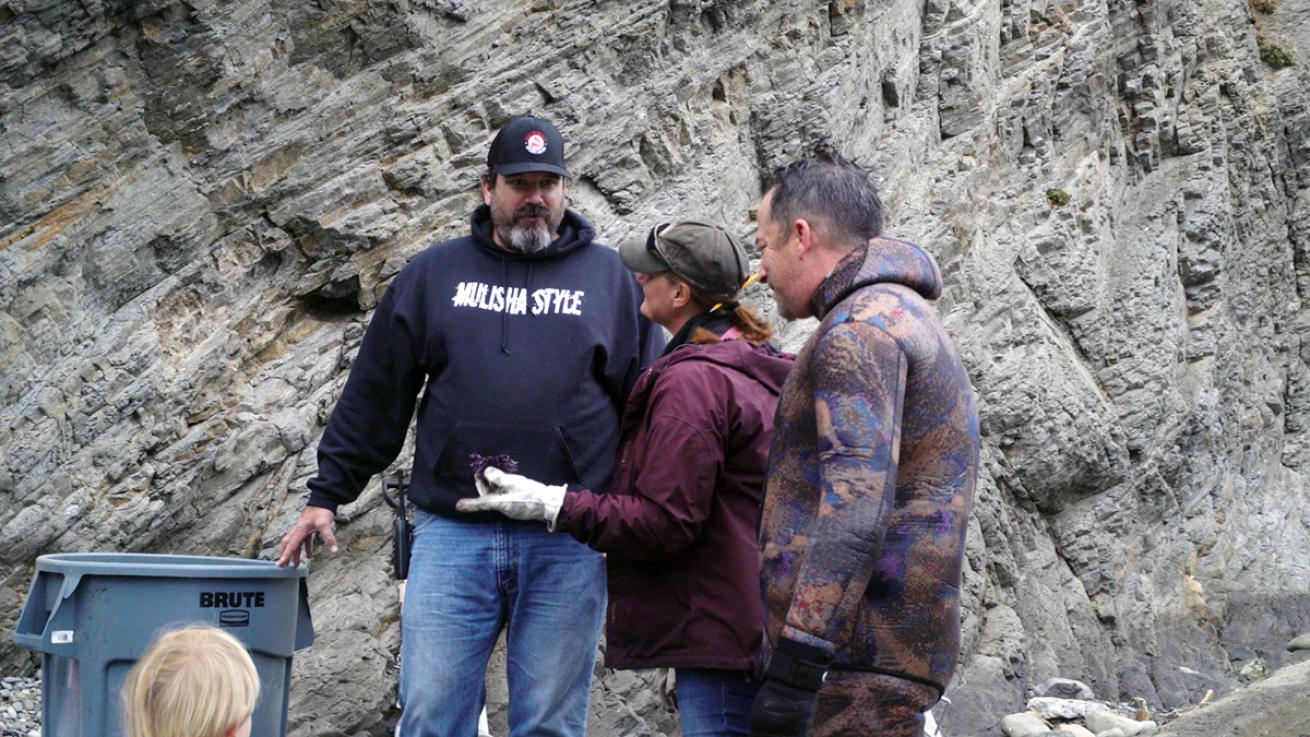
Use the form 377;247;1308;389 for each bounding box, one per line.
675;668;763;737
399;510;606;737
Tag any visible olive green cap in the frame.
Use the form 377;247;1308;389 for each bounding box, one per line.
619;221;750;303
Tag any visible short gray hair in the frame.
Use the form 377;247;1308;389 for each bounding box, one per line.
765;154;883;250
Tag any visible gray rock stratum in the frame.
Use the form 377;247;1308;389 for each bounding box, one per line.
2;0;1308;735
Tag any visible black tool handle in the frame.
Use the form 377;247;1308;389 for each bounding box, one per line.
384;477;413;580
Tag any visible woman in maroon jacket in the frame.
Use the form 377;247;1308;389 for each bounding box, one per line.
459;221;794;737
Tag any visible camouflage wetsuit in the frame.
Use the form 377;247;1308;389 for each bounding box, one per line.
759;236;979;737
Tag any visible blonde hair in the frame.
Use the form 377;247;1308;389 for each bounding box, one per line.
121;625;260;737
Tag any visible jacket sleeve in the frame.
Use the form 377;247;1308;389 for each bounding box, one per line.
556;368;722;560
305;278;428;512
779;320;907;654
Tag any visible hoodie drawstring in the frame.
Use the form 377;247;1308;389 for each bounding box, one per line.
500;256;510;354
498;259;535;354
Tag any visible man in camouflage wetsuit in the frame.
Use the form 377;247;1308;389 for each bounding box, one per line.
749;155;980;737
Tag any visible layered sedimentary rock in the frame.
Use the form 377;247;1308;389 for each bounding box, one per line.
2;0;1308;734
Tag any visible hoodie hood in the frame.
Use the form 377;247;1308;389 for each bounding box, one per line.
810;236;943;320
623;340;793;432
671;339;793;396
470;204;595;260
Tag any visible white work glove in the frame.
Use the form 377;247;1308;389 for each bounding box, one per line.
457;467;566;529
657;668;677;711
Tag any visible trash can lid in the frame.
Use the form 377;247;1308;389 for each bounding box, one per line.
34;553;307;580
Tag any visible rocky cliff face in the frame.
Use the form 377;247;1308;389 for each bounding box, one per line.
2;0;1308;735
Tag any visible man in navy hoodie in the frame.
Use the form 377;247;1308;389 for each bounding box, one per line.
277;116;664;737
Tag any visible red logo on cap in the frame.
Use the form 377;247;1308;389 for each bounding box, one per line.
524;131;548;155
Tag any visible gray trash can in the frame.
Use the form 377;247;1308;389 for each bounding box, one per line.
12;553;314;737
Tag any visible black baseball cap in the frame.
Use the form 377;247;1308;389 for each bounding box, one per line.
620;221;750;303
486;116;572;178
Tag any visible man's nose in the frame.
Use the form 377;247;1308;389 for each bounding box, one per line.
524;186;546;204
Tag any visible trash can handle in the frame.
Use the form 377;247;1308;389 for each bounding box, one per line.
12;571;82;655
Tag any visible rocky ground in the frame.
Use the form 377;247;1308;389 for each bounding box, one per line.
0;677;39;737
5;650;1309;737
976;636;1310;737
1152;657;1310;737
986;650;1310;737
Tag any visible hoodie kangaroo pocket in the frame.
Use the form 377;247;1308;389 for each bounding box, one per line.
434;421;583;489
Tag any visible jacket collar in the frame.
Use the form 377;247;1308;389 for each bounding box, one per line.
661;310;736;357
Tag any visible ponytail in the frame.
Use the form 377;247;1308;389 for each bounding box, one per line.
690;304;774;346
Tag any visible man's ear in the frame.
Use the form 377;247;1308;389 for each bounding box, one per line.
481;176;495;206
793;217;817;258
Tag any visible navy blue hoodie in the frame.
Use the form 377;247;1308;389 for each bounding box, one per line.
306;205;665;517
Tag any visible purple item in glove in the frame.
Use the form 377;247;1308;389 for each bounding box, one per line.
470;453;519;483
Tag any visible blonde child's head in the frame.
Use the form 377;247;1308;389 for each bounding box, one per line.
122;625;260;737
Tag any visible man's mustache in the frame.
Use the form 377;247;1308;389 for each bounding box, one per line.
515;204;551;221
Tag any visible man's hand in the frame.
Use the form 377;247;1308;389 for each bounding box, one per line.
277;506;338;567
750;638;831;737
456;467;566;527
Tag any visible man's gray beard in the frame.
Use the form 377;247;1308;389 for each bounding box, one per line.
505;223;552;253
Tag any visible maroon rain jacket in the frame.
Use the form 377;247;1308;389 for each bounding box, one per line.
555;337;794;670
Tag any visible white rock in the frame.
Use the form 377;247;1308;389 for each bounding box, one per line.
1027;697;1097;720
1288;633;1310;651
1238;657;1268;681
1001;711;1051;737
1085;708;1156;736
1053;725;1097;737
1096;730;1125;737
